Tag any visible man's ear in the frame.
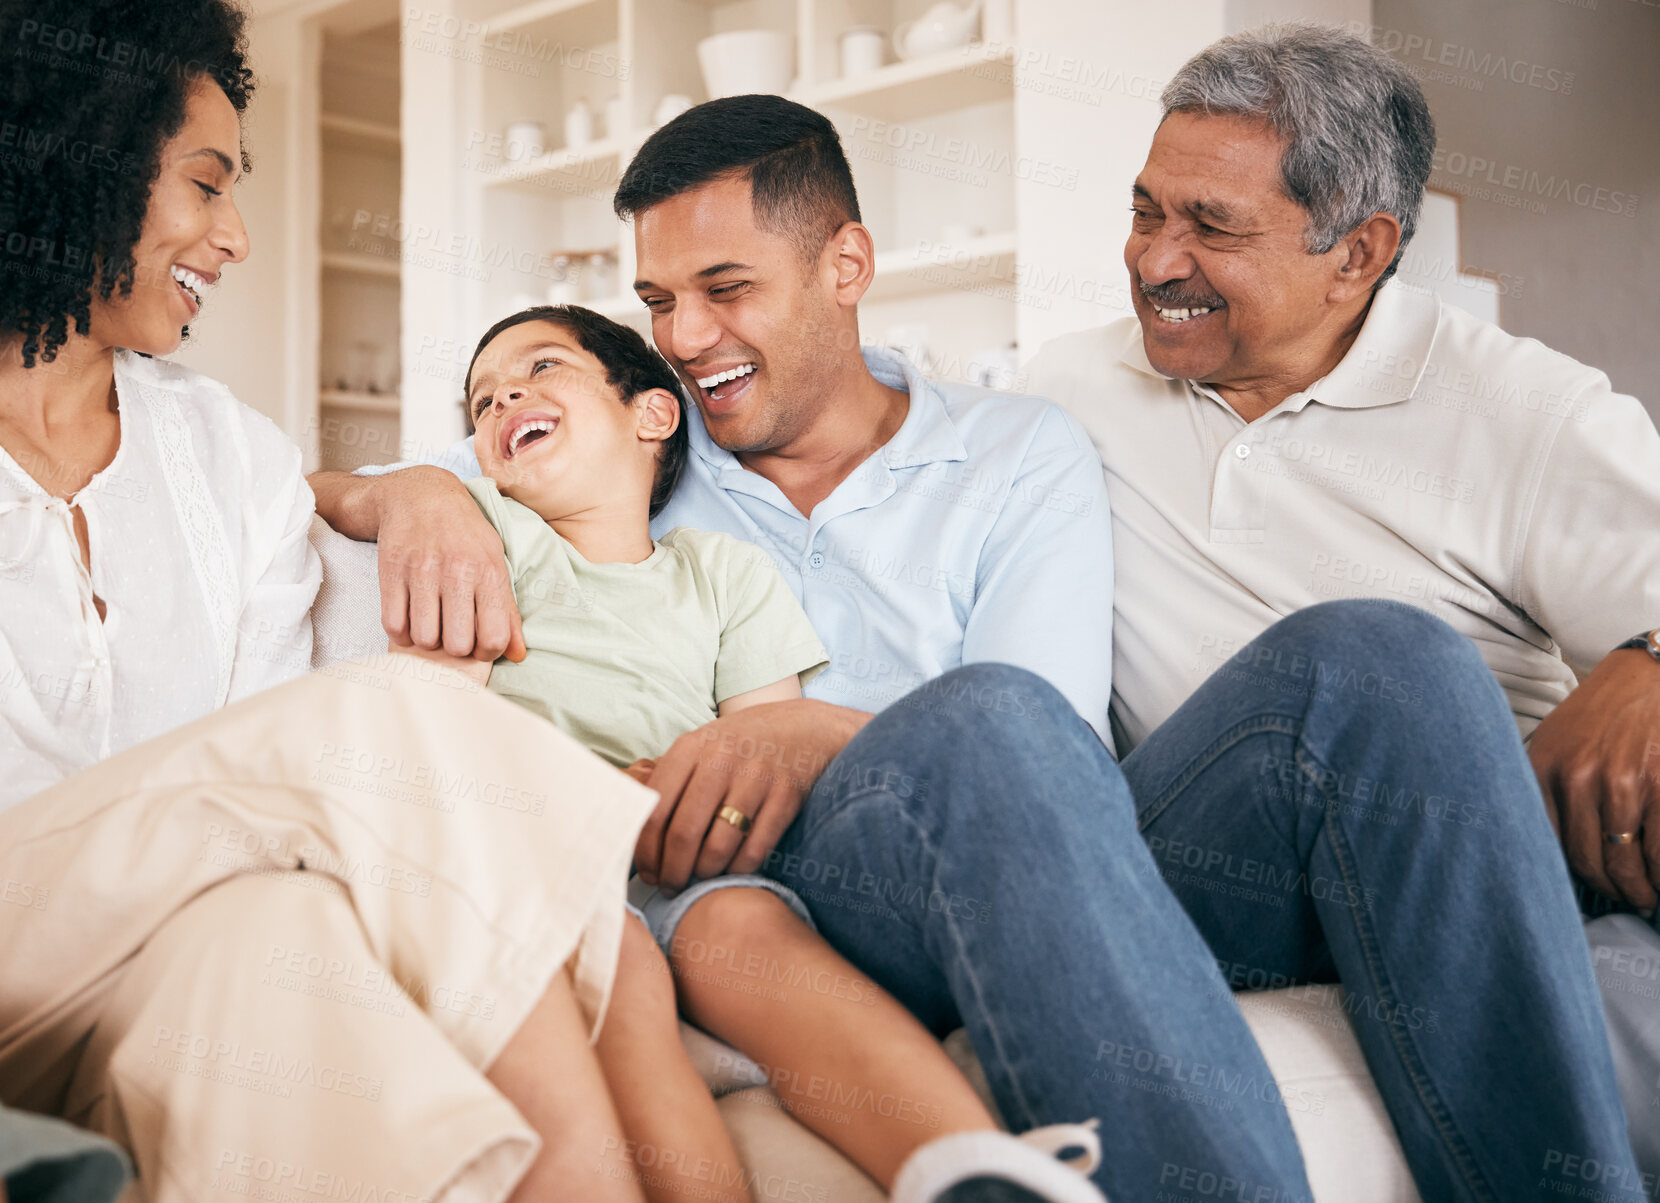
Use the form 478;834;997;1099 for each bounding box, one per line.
823;221;877;307
1328;211;1403;302
634;388;682;446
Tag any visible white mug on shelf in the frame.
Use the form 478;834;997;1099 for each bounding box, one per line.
564;98;594;149
893;0;981;60
981;0;1013;46
839;26;884;78
653;93;693;126
504;120;545;162
697;30;794;99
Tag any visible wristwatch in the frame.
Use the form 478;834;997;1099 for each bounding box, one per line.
1618;629;1660;662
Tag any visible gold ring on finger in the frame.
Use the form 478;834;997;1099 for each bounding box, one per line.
1605;830;1639;845
716;805;752;835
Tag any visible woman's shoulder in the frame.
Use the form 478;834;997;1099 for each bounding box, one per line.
115;350;303;485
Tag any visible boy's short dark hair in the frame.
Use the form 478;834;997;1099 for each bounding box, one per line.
613;94;861;262
465;305;689;518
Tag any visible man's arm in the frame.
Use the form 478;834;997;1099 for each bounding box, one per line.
1515;382;1660;908
309;466;525;663
958;404;1115;742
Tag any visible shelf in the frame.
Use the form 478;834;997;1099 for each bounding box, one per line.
321;250;400;279
320;113;399;154
867;230;1017;304
483;139;623;196
486;0;608;34
802;43;1014;123
320;390;401;414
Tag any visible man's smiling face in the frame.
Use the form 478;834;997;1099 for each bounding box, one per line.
1125;110;1346;389
632;173;838;455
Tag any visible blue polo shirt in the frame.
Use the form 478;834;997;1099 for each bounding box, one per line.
369;347;1114;737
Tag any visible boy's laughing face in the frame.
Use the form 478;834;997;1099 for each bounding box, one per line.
468;320;661;519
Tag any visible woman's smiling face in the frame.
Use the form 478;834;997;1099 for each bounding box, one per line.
89;77;249;356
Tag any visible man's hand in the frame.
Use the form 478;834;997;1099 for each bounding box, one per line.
633;700;870;891
311;466;525;662
1529;648;1660;910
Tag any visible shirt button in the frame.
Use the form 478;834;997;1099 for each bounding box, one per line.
808;552;826;569
1234;444;1251;459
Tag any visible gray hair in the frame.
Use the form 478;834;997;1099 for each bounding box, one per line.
1160;23;1435;284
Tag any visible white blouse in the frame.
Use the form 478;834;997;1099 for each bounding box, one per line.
0;351;321;812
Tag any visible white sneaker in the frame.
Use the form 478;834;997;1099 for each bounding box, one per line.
1018;1120;1101;1174
890;1121;1107;1203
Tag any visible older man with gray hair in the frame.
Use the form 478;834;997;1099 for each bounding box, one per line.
1031;18;1660;1198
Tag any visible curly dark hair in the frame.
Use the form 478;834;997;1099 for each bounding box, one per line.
0;0;255;366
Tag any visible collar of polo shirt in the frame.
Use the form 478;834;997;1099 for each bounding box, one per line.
1117;279;1444;416
684;344;968;475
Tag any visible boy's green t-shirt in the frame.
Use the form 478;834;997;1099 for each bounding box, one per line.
467;478;829;768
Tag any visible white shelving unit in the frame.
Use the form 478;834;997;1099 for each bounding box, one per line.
317;16;403;472
393;0;1025;447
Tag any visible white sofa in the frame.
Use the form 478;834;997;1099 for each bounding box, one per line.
306;518;1419;1201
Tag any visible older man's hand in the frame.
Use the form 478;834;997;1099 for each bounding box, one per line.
634;699;871;891
1529;648;1660;910
373;467;525;662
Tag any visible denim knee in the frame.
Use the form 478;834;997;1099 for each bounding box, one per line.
817;662;1129;840
884;662;1073;747
1258;600;1492;692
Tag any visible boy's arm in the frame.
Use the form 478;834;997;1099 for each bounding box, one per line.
716;674;802;715
625;676;802;788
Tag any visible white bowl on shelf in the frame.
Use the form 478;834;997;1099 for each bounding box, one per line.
697;30;795;99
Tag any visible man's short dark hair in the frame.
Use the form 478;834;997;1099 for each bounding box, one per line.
613;94;861;261
465;305;689;518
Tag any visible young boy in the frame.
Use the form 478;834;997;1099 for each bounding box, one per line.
415;305;1104;1203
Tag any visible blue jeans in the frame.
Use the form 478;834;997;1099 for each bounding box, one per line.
762;600;1641;1203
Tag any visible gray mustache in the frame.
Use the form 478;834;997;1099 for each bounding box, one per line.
1138;280;1225;310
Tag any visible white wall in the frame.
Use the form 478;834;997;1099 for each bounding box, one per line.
1013;0;1368;357
172;9;318;460
1372;0;1659;422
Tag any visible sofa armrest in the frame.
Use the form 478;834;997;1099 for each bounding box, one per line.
307;516;390;669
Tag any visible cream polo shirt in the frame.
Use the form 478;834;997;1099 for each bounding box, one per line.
1028;280;1660;755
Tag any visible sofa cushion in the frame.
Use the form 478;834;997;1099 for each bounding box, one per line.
308;516;388;668
719;990;1417;1202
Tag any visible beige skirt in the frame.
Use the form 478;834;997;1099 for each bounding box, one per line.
0;654;655;1202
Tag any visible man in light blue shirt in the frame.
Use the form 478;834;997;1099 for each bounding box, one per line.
358;347;1113;738
314;88;1644;1203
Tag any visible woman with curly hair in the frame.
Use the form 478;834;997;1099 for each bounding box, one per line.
0;4;661;1201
